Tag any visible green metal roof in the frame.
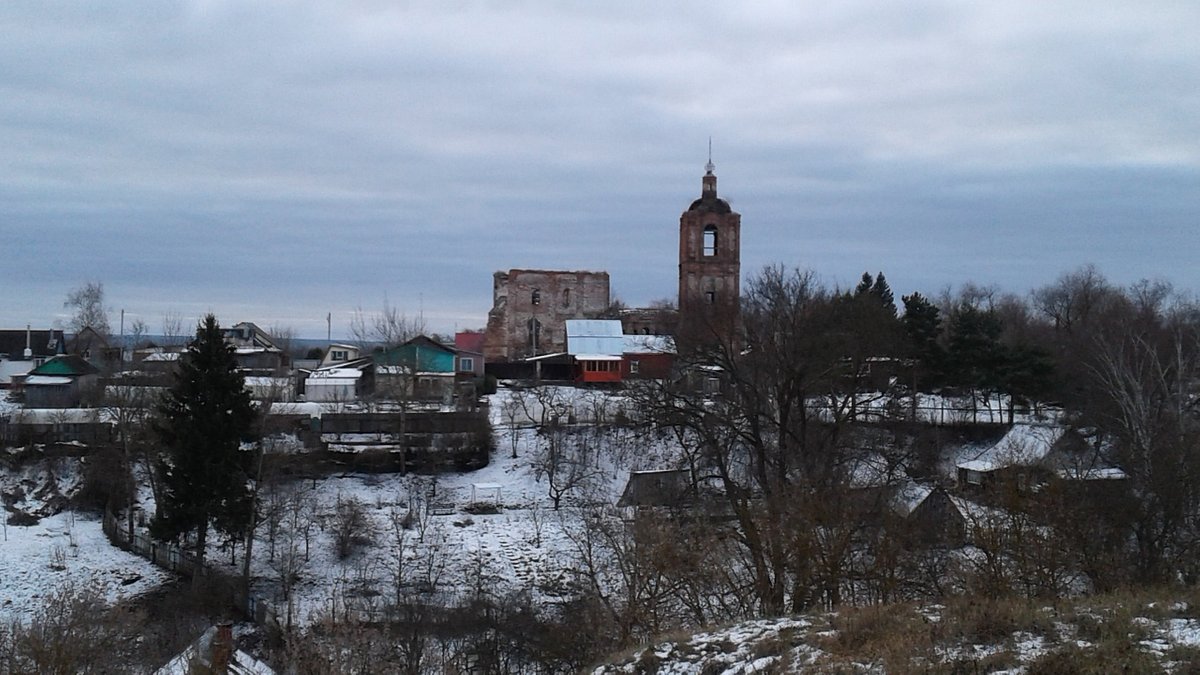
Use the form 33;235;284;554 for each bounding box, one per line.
29;354;99;377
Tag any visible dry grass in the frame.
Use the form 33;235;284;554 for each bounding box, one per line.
941;595;1057;644
593;586;1200;674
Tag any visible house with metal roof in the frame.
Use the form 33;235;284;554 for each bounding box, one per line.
22;354;100;407
565;319;676;384
0;327;65;388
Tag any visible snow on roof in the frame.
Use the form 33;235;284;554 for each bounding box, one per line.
565;319;623;337
234;346;278;354
622;334;675;354
892;481;934;516
265;401;325;417
155;625;275;675
9;408;104;423
0;359;33;385
307;368;362;380
566;320;628;357
955;423;1064;473
958;459;995;473
947;494;1009;524
847;452;901;488
243;376;290;386
24;375;73;386
574;353;623;361
143;352;180;362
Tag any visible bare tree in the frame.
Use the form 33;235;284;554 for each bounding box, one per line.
1087;313;1200;582
498;387;530;459
101;384;156;538
127;318;149;356
160;311;185;348
63;281;110;336
349;299;426;350
531;422;602;510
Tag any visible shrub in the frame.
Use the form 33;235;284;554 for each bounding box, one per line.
332;495;374;560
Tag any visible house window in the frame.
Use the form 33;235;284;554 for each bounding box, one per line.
703;225;718;256
460;357;474;372
331;350;348;361
705;290;716;305
531;289;541;306
629;360;640;375
562;288;571;307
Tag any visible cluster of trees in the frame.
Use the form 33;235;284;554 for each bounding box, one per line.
639;263;1200;622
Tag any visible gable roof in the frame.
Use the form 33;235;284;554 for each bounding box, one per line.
0;329;65;360
29;354;99;377
955;423;1064;473
404;334;456;353
617;469;693;508
222;322;280;351
67;326;113;354
566;319;625;357
455;331;486;354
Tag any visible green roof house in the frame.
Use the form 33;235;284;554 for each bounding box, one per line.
23;355;100;408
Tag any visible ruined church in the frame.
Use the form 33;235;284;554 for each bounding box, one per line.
483;160;741;363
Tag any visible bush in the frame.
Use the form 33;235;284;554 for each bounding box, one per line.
332;496;374;560
1028;643;1159;674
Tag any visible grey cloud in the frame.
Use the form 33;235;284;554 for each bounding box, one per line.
0;2;1196;337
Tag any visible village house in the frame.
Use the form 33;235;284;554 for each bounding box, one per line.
0;327;65;388
454;331;486;378
67;326;122;370
565;319;676;384
376;335;456;400
21;354;100;408
222;322;286;375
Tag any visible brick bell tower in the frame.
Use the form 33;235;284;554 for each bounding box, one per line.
678;151;741;347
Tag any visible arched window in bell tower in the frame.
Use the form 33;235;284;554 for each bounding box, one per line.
703;224;718;256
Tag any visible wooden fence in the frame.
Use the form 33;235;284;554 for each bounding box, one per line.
102;510;283;638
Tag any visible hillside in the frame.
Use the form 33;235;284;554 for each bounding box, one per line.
594;590;1200;674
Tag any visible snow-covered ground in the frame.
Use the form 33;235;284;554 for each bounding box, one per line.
0;510;169;623
595;601;1200;673
196;387;689;628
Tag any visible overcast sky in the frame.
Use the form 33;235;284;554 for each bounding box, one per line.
2;2;1196;339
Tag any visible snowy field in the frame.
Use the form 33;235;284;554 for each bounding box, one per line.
0;510;169;623
193;386;688;628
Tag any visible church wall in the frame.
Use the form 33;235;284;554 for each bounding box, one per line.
483;269;610;362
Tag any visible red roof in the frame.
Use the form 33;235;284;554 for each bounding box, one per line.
455;331;485;354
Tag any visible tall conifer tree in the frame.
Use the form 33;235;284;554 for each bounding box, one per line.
152;314;257;567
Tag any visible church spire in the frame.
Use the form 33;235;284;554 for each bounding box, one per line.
702;137;717;197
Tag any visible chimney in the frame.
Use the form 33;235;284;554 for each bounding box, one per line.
24;324;32;360
211;622;234;673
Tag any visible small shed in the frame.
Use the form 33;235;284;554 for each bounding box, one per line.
907;486;969;548
617;469;693;509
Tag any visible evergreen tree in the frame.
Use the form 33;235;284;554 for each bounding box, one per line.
870;272;896;317
901;292;944;389
854;271;897;317
945;304;1007;392
854;271;874;297
151;314;257;568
